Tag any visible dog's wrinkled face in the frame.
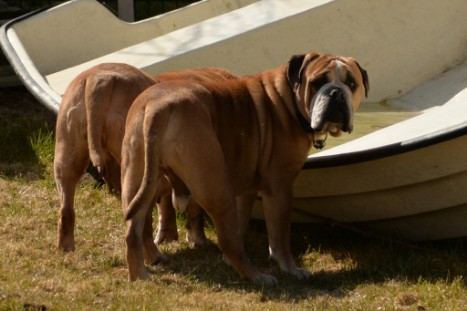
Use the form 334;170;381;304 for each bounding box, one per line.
287;52;369;146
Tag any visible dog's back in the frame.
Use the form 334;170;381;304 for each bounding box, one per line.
55;63;238;252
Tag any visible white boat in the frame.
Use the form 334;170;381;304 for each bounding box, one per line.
1;0;466;241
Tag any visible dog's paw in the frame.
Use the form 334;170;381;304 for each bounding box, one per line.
145;251;169;266
222;254;231;266
58;237;75;252
186;232;211;248
128;268;150;282
253;273;278;286
290;267;312;280
155;228;179;244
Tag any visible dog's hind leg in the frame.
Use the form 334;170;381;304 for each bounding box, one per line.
122;167;160;280
166;132;277;285
54;124;90;252
143;196;168;265
121;115;167;281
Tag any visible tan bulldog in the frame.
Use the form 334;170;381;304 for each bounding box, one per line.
121;51;369;284
54;63;237;259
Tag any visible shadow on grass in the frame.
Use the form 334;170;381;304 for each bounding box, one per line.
0;86;56;179
151;219;466;302
4;87;463;303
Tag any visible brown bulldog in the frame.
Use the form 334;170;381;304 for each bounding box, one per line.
121;51;369;284
54;63;237;259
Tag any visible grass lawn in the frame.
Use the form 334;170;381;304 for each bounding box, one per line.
0;86;465;310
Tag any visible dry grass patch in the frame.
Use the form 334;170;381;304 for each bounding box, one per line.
0;87;465;310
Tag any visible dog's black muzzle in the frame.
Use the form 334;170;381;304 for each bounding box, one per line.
313;86;352;133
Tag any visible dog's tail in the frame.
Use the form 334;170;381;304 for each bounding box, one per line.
85;75;115;175
124;108;166;221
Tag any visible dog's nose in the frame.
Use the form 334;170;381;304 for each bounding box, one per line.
329;88;345;102
342;123;353;133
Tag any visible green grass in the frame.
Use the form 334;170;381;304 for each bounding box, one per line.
0;87;466;310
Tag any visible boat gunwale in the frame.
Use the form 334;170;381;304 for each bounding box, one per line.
0;6;60;112
2;5;467;170
304;123;467;169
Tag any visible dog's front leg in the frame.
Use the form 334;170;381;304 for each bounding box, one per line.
155;193;179;244
235;194;257;243
206;196;277;285
185;200;209;247
262;187;311;279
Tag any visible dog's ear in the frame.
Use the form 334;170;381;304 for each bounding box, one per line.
355;61;369;98
287;54;306;91
287;52;320;91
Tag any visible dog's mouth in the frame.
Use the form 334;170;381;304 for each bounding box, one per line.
317;121;349;136
311;110;354;149
309;85;353;149
312;122;350;149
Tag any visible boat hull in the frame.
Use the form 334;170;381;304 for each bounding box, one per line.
1;0;466;241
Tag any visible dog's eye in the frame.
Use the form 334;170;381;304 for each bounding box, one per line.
347;79;358;92
310;76;328;91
